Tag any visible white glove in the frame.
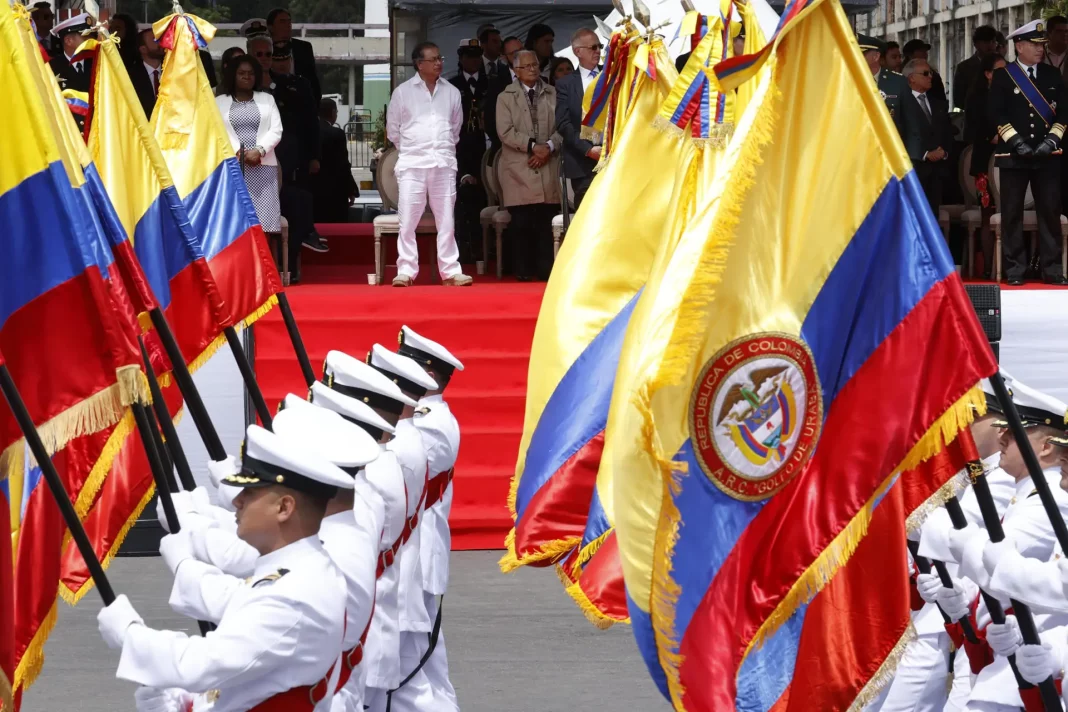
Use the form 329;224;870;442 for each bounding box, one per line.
947;525;976;563
134;687;189;712
916;572;943;604
935;580;972;622
981;539;1013;574
97;594;144;650
159;530;195;575
207;455;239;490
189;486;213;512
1016;642;1058;685
986;615;1023;658
213;483;241;512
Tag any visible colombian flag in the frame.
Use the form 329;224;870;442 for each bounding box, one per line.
2;3;148;699
558;2;772;627
84;35;230;371
0;394;12;712
502;34;683;573
611;0;996;708
151;12;282;328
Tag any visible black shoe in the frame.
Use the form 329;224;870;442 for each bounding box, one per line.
1044;276;1068;286
302;232;329;253
1006;277;1025;286
516;275;533;282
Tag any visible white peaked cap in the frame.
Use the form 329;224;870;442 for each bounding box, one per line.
324;350;416;408
368;343;438;396
276;394;380;470
307;382;395;436
398;325;464;374
51;12;90;36
226;425;354;496
997;378;1068;429
979;370;1015;414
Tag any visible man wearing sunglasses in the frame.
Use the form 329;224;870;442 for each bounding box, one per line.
386;42;473;287
555;28;603;209
902;59;952;216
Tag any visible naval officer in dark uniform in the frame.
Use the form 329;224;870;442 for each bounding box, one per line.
859;34;909;138
990;19;1068;285
48;13;93;94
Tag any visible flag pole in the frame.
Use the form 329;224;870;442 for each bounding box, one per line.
147;308;227;461
988;371;1068;552
277;292;316;389
954;458;1061;709
139;337;196;491
906;540;979;642
223;326;273;428
0;364;115;605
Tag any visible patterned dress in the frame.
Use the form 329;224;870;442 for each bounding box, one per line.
228;97;281;232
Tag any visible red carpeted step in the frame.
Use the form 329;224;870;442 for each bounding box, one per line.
253;281;544;550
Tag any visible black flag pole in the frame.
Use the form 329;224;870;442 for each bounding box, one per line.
959;457;1061;710
224;326;273;428
0;364;115;605
906;539;979;643
277;292;316;389
139;337;195;491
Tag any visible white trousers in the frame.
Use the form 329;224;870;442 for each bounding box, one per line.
396;166;461;280
872;635;951;712
367;632;436;712
944;645;972;712
419;593;459;711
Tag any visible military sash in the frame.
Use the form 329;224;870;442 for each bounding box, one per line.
1006;63;1054;127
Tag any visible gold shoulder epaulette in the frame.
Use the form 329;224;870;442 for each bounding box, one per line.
415;406;431;416
252;568;291;588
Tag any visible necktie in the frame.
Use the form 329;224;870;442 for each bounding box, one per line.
590;67;599;77
528;88;536;107
153;68;160;95
75;62;83;76
468;76;478;93
918;93;931;121
487;62;497;78
1029;66;1036;81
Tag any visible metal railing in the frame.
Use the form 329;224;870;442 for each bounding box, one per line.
344;111;376;170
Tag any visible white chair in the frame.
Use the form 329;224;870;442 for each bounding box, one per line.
490;151;511;279
480;148;500;268
989;154;1067;281
551;179;576;258
372;147;438;285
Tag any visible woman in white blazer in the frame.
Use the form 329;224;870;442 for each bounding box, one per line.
215;55;284;233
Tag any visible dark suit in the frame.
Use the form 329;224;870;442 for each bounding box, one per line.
675;52;691;72
953;53;983;109
927;70;947;105
554;70;598;208
129;61;160;120
989;62;1067;280
49;53;92;93
289;37;320;103
484;70;516;154
199;49;217;88
903;90;952;214
449;69;490;261
312;118;357;223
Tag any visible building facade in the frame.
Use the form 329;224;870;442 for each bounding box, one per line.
854;0;1032;108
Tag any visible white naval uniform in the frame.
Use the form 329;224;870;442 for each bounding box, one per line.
385;75;463;281
953;469;1068;712
414;395;461;710
372;419;435;712
122;536;347;712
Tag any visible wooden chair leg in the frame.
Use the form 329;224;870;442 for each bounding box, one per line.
495;225;504;279
994;225;1002;282
966;226;975;279
375;233;383;286
281;229;289;287
482;223;490;266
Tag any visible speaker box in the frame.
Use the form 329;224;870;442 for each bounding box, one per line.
964;284;1001;343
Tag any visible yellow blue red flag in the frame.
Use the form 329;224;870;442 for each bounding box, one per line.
151;12;282;327
611;0;997;708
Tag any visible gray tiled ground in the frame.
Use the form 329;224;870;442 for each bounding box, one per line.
21;551;665;711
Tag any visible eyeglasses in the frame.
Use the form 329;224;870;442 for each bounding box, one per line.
576;43;603;51
253;51;271;57
516;63;540;71
919;70;932;76
419;56;445;64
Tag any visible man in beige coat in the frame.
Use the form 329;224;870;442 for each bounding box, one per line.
496;49;562;281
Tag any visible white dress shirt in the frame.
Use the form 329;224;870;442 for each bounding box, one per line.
118;536;347;712
144;61;162;94
415;395;460;596
388;420;433;634
579;65;599;93
386;75;462;173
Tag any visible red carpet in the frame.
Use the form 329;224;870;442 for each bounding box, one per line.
253;279;545;550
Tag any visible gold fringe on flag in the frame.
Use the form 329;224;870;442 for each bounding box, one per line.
564;576;628;630
0;671;11;712
904;467;971;536
13;595;58;692
846;622;917;711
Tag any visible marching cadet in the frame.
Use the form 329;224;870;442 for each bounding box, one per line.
97;425;351;712
365;344;440;711
859;34;908;137
917;382;1068;712
322;350;433;712
398;325;463;710
991;20;1068;286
